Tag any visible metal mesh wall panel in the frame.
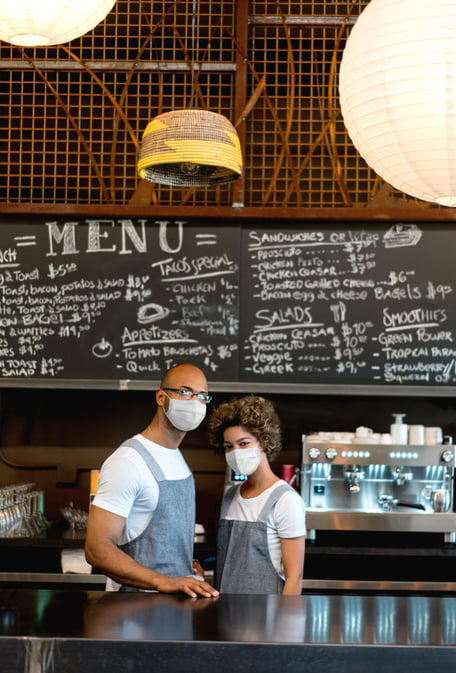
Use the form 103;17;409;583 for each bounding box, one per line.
0;1;419;208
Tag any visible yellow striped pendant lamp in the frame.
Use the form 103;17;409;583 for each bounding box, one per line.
137;109;243;188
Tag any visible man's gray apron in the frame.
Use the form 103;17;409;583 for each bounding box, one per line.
117;437;195;591
215;482;292;594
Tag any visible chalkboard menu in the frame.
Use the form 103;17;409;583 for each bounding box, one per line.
1;216;456;392
0;218;240;383
240;222;455;388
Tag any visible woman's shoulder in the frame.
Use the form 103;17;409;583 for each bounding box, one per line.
274;482;306;508
272;479;301;496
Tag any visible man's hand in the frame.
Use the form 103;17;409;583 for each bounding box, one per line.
153;575;219;598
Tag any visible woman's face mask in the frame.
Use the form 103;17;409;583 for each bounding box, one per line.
163;393;206;432
225;444;262;476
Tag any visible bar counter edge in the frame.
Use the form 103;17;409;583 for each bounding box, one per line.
2;589;456;673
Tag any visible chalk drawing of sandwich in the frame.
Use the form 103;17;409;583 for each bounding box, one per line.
383;223;422;248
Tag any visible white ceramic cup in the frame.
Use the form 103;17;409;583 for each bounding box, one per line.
424;426;443;445
355;426;373;438
408;424;425;445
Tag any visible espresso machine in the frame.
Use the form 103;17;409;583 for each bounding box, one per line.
301;434;456;542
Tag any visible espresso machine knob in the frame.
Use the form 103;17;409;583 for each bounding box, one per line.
308;447;321;460
325;447;338;461
441;450;454;463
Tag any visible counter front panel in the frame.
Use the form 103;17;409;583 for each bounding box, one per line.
1;589;456;673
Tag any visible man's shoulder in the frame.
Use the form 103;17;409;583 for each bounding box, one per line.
103;435;188;481
103;435;147;466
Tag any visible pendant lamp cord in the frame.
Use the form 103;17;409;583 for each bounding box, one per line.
189;0;197;109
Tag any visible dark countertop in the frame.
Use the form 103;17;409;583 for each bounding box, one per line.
3;525;456;557
0;523;216;557
2;589;456;673
0;522;86;548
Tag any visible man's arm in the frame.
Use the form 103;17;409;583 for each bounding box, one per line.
85;504;218;598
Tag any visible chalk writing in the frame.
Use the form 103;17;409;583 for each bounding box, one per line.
0;219;239;381
241;223;456;385
0;218;455;388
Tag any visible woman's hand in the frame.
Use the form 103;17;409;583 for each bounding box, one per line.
192;559;205;577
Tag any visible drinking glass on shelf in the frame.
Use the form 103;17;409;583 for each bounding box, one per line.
0;483;49;537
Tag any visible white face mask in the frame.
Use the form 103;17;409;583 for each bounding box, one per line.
225;445;262;476
163;394;206;432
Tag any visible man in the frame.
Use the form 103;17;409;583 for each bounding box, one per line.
85;363;219;598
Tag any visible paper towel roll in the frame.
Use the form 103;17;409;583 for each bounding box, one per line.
61;548;92;574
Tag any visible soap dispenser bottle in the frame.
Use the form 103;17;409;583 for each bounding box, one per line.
391;413;407;445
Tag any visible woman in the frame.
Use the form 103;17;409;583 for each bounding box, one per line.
208;395;306;595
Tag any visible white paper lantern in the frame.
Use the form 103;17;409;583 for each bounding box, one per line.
0;0;116;47
339;0;456;206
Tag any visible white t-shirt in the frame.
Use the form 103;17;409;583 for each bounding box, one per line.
222;481;306;578
93;433;191;545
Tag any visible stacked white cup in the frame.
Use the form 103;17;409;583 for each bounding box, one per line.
408;425;425;445
424;427;443;445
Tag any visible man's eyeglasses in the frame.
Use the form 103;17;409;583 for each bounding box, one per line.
162;388;212;404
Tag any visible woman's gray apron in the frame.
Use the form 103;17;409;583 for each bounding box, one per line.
117;437;195;591
215;482;292;594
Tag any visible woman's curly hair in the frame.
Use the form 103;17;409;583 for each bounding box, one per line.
207;395;282;461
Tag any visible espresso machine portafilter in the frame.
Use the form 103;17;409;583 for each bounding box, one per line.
301;435;456;542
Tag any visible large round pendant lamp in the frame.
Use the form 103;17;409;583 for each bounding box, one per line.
0;0;116;47
137;109;243;188
339;0;456;206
